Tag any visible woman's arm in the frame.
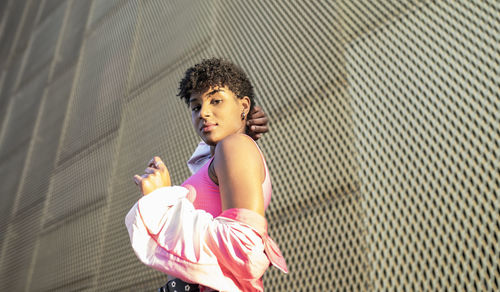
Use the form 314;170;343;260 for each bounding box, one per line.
213;134;265;216
127;141;286;290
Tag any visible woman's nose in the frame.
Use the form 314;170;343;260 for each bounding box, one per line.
199;104;211;118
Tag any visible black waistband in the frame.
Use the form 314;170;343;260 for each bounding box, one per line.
158;278;200;292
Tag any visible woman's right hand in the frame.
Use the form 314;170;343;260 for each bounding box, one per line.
246;105;269;140
133;156;171;196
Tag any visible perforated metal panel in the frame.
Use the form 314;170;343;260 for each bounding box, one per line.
0;66;49;160
0;0;498;291
20;0;67;87
127;0;214;92
57;0;137;163
346;1;499;290
46;135;118;225
29;205;107;291
88;0;127;31
0;203;43;291
52;0;93;79
0;143;30;243
37;0;67;26
14;66;76;215
11;0;41;56
0;54;25;131
0;0;28;69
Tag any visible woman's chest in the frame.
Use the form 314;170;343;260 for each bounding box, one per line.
181;166;222;217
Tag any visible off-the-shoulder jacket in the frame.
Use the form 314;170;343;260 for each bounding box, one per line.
125;186;287;292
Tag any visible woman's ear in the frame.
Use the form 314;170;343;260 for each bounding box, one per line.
241;96;251;115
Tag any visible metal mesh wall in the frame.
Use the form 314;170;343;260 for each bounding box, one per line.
346;1;499;290
0;0;497;291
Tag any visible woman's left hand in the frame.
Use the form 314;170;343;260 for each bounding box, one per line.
133;156;171;196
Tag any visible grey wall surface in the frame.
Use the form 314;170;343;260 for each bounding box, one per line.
0;0;498;291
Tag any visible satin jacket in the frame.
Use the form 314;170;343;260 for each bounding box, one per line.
125;186;287;291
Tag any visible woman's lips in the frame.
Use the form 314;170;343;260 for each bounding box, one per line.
201;124;217;133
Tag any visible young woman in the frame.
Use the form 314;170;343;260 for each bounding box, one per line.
125;58;287;291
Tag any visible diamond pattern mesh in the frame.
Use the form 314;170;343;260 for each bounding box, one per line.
0;0;498;291
346;1;499;290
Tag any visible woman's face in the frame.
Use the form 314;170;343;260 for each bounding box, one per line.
189;86;250;146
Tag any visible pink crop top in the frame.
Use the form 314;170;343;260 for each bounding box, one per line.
181;141;271;217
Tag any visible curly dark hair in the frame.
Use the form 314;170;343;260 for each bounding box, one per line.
177;58;255;111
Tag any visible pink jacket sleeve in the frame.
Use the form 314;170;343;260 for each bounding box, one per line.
125;186;287;292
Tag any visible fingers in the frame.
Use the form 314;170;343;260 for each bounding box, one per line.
246;110;269;140
248;124;269;134
249;105;264;117
148;156;166;170
248;109;266;122
150;157;169;186
247;105;269;136
247;116;268;127
251;105;262;114
148;157;157;168
133;172;155;185
133;175;142;185
134;156;171;192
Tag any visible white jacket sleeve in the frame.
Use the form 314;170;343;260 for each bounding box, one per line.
125;186;286;292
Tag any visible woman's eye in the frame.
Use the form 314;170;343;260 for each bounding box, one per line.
191;105;200;112
212;99;222;105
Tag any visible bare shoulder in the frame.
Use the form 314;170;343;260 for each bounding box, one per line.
214;134;264;178
215;133;259;158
